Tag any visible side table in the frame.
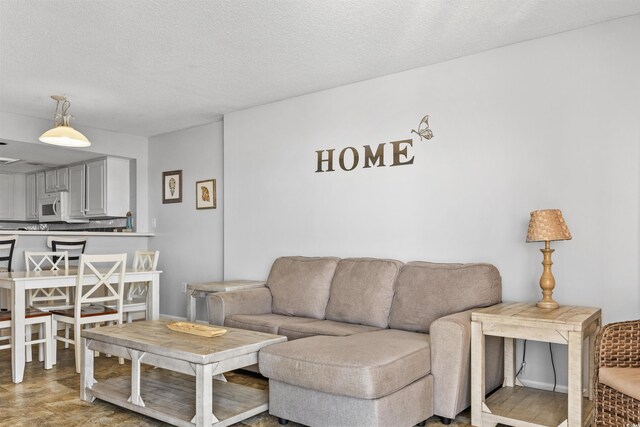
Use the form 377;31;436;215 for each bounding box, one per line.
471;302;601;427
186;280;265;321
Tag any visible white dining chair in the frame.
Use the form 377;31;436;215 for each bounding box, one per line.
0;309;54;369
51;253;126;373
105;250;159;323
25;251;72;355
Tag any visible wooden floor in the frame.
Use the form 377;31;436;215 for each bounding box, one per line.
0;342;472;426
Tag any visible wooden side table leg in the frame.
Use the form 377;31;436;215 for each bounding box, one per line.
187;289;197;322
567;331;583;426
471;320;485;426
504;338;515;387
588;318;600;401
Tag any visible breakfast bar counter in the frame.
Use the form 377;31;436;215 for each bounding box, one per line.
0;231;154;237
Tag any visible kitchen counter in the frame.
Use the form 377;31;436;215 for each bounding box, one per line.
0;230;154;237
0;231;154;271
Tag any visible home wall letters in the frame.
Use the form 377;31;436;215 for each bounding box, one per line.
315;115;434;173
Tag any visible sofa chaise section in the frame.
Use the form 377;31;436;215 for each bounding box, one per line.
261;329;432;427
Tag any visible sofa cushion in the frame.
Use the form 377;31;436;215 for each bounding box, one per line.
259;329;430;399
224;313;316;335
325;258;403;328
278;320;381;341
599;367;640;401
389;262;501;333
267;256;340;319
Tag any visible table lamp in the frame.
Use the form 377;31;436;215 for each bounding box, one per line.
526;209;572;309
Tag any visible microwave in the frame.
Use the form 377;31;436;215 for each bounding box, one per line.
38;192;69;222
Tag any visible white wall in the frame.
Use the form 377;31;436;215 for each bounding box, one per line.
148;121;224;319
0;112;151;231
224;15;640;389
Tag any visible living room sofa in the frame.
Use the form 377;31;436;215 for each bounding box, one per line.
207;256;504;427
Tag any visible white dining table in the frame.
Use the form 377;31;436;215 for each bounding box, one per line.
0;268;162;383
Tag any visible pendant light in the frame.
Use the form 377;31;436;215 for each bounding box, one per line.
39;95;91;147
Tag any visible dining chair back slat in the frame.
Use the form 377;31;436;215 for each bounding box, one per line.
76;254;127;313
128;250;160;300
47;237;87;263
25;251;70;305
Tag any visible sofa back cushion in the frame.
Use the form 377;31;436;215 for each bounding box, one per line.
389;261;501;333
325;258;403;328
266;256;340;319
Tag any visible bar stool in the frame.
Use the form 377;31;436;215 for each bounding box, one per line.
0;235;17;311
47;236;87;264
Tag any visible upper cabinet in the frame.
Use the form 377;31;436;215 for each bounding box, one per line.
0;173;14;219
69;157;130;219
85;159;105;216
45;167;69;192
68;164;85;218
25;172;37;220
36;171;45;198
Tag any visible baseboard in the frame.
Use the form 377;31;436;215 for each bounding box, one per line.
518;377;569;394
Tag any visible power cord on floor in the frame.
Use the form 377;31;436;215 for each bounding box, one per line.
549;343;557;392
516;340;527;378
515;340;558;392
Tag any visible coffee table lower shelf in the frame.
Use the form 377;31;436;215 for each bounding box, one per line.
88;373;268;427
482;386;593;427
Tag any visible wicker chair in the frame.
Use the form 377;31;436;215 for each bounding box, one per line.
594;319;640;426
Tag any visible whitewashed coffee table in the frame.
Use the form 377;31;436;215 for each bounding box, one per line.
80;320;286;427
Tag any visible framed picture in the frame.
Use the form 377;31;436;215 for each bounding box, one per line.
162;170;182;204
196;179;216;209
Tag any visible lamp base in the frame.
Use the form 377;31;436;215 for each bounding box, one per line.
537;244;559;310
536;299;559;310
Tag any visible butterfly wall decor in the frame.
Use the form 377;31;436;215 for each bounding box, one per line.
411;115;434;141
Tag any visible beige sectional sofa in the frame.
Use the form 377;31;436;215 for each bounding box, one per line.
207;256;504;427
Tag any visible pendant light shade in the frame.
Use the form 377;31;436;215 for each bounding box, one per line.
39;95;91;147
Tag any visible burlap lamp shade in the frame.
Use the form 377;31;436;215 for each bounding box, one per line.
527;209;572;242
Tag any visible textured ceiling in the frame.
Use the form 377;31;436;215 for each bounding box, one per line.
1;0;639;137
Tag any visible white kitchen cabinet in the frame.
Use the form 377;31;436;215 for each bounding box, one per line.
0;173;14;219
44;169;56;193
68;163;86;218
84;157;130;218
56;167;69;191
36;171;45;197
25;172;37;220
45;167;69;192
85;159;105;216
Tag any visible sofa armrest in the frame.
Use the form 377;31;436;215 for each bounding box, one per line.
430;307;503;419
206;287;273;326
